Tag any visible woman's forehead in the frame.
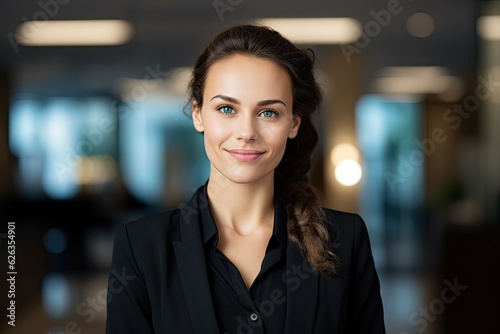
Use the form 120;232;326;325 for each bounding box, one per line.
203;54;293;103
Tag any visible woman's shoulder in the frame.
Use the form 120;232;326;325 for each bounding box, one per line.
322;207;367;229
114;208;182;246
321;208;372;249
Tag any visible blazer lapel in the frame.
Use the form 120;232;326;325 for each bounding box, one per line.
172;188;220;334
284;241;319;334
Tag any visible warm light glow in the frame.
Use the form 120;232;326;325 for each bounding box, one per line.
374;76;456;95
330;143;359;166
335;160;362;186
254;18;362;44
15;20;134;46
477;15;500;40
372;66;462;95
77;155;116;185
406;12;435;38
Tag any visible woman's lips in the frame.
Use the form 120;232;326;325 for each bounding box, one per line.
225;149;265;162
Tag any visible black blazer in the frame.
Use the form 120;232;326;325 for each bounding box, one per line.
106;187;385;334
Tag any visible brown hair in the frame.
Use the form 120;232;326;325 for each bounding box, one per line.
188;25;338;275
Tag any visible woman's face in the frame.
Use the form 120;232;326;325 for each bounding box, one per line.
192;54;301;185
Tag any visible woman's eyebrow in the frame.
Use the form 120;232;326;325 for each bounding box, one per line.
257;99;287;107
210;94;240;104
210;94;287;107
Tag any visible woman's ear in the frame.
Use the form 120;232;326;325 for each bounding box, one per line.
192;102;204;133
288;114;301;139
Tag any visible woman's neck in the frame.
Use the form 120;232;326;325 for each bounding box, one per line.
206;170;275;236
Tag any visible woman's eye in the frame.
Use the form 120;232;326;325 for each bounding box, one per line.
217;105;234;115
260;110;277;118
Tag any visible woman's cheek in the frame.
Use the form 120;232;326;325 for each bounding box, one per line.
209;123;231;141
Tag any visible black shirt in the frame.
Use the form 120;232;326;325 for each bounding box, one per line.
199;185;288;334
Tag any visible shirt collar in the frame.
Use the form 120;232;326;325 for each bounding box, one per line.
198;182;288;250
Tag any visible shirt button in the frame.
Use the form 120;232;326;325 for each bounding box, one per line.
249;313;259;322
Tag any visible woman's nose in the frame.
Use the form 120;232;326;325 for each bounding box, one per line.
235;113;259;142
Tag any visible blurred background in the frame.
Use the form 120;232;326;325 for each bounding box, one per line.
0;0;499;333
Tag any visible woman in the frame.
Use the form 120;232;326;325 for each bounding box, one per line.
106;25;385;334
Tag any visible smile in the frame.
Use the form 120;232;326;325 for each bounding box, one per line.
225;149;265;162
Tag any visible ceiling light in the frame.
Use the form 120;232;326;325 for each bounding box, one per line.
477;15;500;40
372;66;463;96
380;66;447;78
406;12;435;38
254;18;362;44
15;20;134;46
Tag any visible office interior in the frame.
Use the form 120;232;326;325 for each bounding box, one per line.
0;0;499;333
